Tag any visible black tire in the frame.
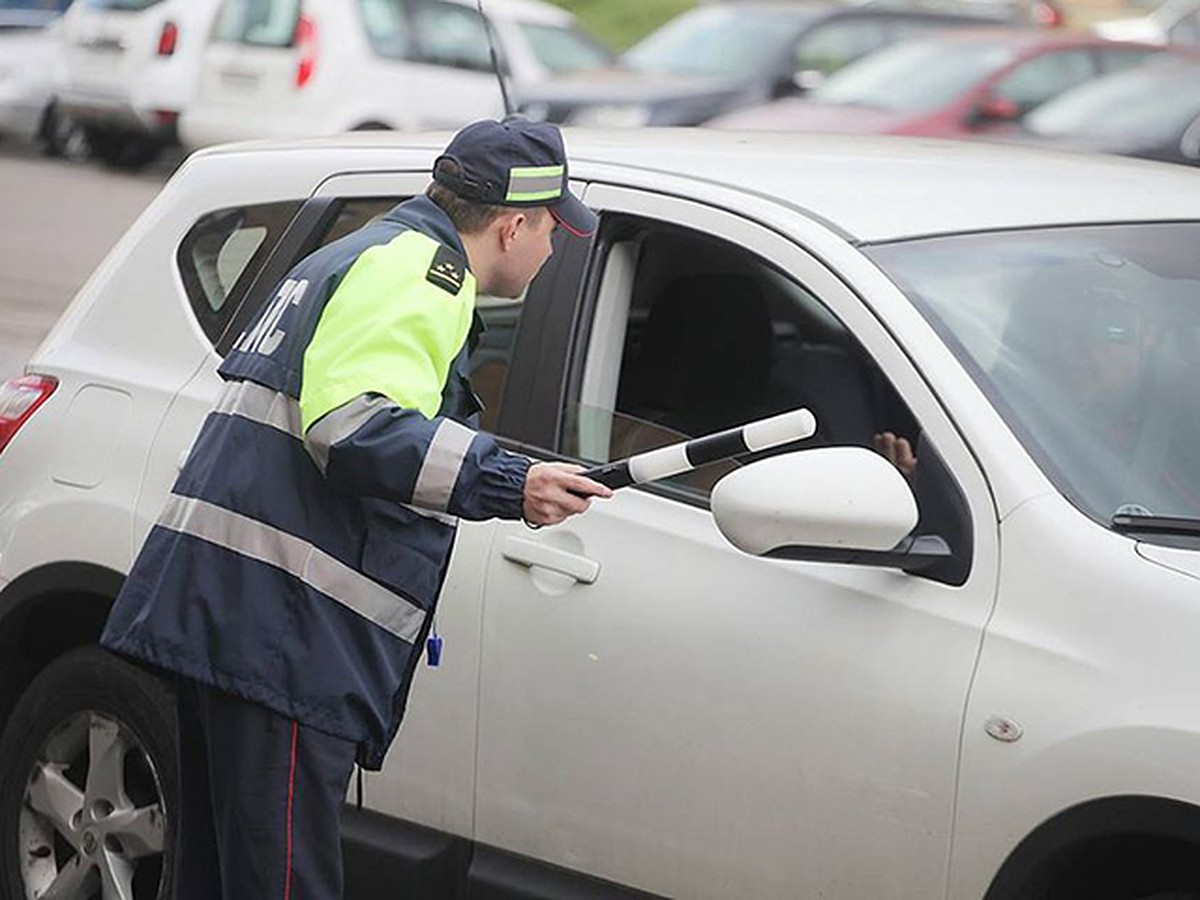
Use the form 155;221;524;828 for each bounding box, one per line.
0;647;177;900
85;128;162;170
40;104;90;161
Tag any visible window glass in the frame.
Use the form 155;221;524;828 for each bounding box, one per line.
814;39;1017;114
358;0;410;59
82;0;163;9
1096;46;1156;73
411;0;492;71
214;0;300;47
517;21;611;76
568;223;921;500
992;49;1095;112
793;19;889;76
309;196;529;431
867;223;1200;525
177;201;301;346
2;0;72;11
622;5;819;78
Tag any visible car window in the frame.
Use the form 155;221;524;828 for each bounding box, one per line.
569;220;919;495
1095;45;1157;73
82;0;163;9
3;0;73;10
358;0;410;58
992;48;1095;112
516;21;610;76
868;223;1200;526
213;0;300;47
793;19;890;77
621;5;820;79
814;39;1017;114
307;196;530;431
411;0;493;71
178;201;302;347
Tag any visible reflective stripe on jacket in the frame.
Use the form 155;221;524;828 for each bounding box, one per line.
102;196;531;768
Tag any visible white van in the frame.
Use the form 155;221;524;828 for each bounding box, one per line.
178;0;611;150
55;0;222;166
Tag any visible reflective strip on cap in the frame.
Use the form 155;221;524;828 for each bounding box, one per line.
412;419;475;511
506;165;564;202
157;493;425;643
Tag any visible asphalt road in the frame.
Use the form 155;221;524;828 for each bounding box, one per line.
0;143;170;382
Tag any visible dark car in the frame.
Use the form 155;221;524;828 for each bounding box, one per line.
1014;57;1200;165
517;1;1013;127
706;29;1169;137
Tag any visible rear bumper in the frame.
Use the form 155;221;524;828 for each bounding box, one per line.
57;88;178;143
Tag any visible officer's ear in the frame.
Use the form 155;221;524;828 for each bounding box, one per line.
496;210;528;251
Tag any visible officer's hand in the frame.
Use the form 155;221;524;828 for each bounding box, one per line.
523;462;613;527
873;431;918;479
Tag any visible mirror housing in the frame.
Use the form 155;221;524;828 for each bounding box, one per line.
712;447;950;571
973;96;1021;123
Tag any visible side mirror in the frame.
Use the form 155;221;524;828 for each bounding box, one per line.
973;96;1021;123
787;69;826;94
711;447;952;572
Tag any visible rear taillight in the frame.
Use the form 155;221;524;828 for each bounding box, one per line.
157;20;178;56
1033;2;1064;26
0;375;58;457
294;14;317;88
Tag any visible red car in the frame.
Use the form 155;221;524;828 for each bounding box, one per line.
706;29;1173;137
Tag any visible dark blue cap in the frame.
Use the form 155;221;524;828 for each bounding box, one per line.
433;115;598;238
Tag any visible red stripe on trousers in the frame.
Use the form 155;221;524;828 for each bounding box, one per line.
285;721;299;900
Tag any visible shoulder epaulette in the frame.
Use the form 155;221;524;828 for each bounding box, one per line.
426;244;467;296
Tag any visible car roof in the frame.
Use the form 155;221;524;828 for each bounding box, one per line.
192;130;1200;243
898;25;1142;48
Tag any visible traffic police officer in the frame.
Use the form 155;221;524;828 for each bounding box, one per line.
101;116;610;899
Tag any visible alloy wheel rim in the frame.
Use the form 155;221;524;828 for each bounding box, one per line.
17;710;166;900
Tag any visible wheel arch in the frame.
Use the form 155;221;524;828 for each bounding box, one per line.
0;562;124;736
985;794;1200;900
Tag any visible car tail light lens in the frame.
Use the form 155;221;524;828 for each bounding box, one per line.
1033;2;1064;26
0;375;58;457
295;14;317;88
157;20;178;56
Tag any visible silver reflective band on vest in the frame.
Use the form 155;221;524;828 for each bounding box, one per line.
216;382;458;526
214;380;301;438
157;493;425;643
412;419;476;511
305;393;394;475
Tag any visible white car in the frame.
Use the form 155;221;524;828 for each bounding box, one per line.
179;0;612;150
1;130;1200;900
0;0;79;156
1095;0;1200;46
54;0;222;167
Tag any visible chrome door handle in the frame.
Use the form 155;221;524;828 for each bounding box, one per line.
500;536;600;584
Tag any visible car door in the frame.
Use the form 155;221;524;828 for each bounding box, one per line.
470;185;1000;898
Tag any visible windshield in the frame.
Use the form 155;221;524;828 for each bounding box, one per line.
1025;63;1200;142
621;6;817;79
518;21;611;75
867;224;1200;524
814;39;1017;113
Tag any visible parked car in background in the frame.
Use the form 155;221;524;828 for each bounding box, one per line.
1010;57;1200;165
54;0;221;167
179;0;610;150
0;0;78;156
1095;0;1200;46
854;0;1064;27
5;131;1200;900
707;30;1168;136
517;1;1011;128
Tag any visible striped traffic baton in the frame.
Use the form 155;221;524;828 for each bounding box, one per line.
580;408;818;490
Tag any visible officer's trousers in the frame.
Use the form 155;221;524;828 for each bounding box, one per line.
172;678;358;900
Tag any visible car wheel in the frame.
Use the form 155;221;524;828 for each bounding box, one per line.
40;104;90;161
0;647;177;900
86;129;161;170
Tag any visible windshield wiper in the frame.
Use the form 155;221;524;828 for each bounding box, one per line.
1111;514;1200;537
